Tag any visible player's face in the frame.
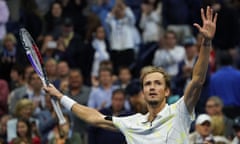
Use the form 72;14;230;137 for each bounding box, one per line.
142;72;170;107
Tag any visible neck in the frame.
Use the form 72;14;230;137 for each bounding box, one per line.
147;101;166;122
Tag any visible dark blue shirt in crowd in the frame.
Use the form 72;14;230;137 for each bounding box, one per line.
210;66;240;107
88;106;132;144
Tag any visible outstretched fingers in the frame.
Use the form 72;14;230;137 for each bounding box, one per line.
213;13;218;24
201;8;206;21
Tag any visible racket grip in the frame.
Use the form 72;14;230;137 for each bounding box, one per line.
51;98;66;125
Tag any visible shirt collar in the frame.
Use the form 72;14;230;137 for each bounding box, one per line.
141;104;169;123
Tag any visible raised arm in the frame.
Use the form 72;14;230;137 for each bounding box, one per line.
184;6;217;113
43;84;116;130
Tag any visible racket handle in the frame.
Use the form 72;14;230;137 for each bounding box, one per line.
51;98;66;125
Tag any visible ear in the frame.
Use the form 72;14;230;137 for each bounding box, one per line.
165;88;171;98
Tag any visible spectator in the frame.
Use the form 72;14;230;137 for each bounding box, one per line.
153;30;185;77
45;58;58;83
91;25;110;82
41;35;60;62
88;67;122;110
106;0;137;73
9;65;25;90
125;79;147;114
0;79;9;117
205;96;234;139
0;33;23;82
210;51;240;119
7;99;39;143
232;116;240;144
162;0;192;42
175;36;198;96
140;0;161;44
0;0;9;49
88;89;131;144
189;114;215;144
19;0;43;41
64;69;91;141
48;113;83;144
90;0;115;36
10;118;41;144
0;115;11;144
56;61;70;82
114;66;132;90
44;1;63;37
58;17;94;84
8;65;34;115
36;94;59;144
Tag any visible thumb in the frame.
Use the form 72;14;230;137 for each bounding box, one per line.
193;23;202;31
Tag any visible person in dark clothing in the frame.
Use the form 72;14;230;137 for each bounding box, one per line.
57;17;94;84
210;50;240;119
88;89;132;144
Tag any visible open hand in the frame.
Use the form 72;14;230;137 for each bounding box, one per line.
194;6;218;40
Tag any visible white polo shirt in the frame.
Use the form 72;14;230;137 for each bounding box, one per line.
113;97;194;144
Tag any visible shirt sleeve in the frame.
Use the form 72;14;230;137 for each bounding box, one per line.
112;114;139;134
174;97;195;129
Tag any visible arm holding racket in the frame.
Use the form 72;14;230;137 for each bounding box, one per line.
44;84;117;130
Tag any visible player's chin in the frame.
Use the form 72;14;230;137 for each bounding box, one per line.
147;99;160;106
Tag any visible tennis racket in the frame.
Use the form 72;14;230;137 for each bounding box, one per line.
19;28;66;125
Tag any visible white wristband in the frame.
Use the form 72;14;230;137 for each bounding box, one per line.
60;96;77;111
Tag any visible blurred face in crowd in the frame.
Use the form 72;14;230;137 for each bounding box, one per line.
29;73;42;91
19;105;33;119
96;26;105;40
10;69;21;82
164;32;177;49
112;91;125;113
205;99;222;116
129;92;147;113
17;121;28;137
51;2;62;18
119;68;131;84
185;45;197;60
0;115;10;134
99;70;112;86
4;39;15;51
196;121;212;137
24;66;34;82
57;61;69;78
45;59;57;76
113;1;126;19
69;70;83;89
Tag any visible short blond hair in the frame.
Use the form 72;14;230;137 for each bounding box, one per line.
140;66;171;89
14;99;34;117
3;33;17;45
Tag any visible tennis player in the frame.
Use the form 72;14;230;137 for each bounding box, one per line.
44;6;217;144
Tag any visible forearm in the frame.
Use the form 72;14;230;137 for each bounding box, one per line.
60;96;115;130
192;39;211;85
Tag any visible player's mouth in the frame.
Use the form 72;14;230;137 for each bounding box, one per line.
149;93;157;97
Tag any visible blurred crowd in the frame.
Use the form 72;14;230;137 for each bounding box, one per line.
0;0;240;143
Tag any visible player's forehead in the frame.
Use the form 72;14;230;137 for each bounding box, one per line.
143;72;164;82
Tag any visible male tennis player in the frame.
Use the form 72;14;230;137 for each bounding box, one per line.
44;6;217;144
